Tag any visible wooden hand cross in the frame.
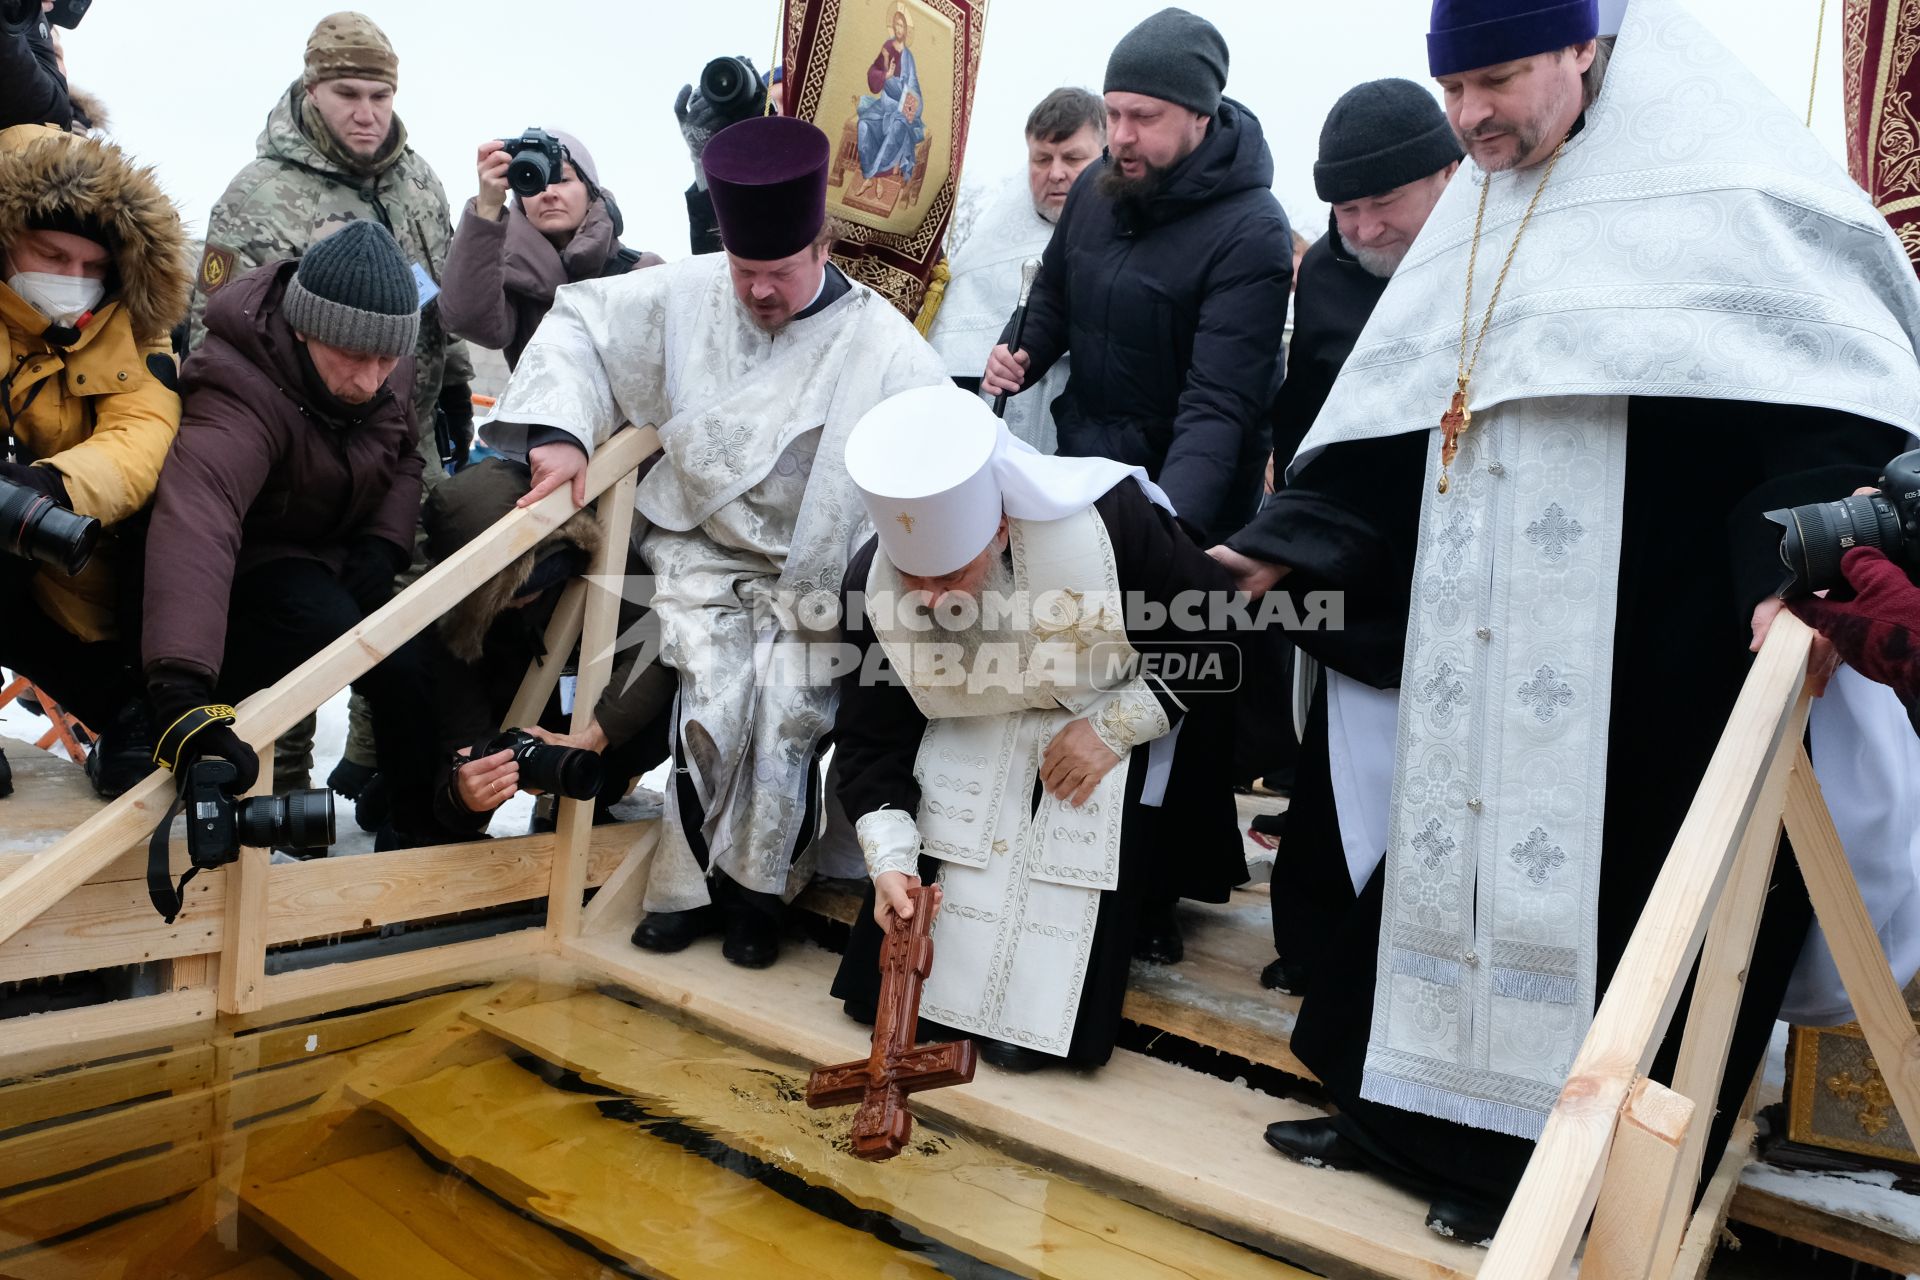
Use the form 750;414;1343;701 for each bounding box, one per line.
806;885;976;1160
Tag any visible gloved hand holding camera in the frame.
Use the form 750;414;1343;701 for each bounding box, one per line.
148;675;259;794
674;55;765;187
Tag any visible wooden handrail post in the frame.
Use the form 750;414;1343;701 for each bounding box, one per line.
1585;1077;1697;1280
0;427;659;950
217;744;276;1015
1785;749;1920;1143
1480;615;1813;1278
547;468;638;941
502;578;587;732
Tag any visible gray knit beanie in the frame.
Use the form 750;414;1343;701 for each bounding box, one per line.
1314;78;1463;203
1104;8;1229;118
282;219;419;356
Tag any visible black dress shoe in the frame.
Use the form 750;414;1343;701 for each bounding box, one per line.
1262;1118;1370;1171
1426;1194;1503;1247
1260;956;1311;994
976;1038;1052;1072
720;910;780;969
1132;900;1184;964
630;905;718;953
85;699;155;799
841;997;877;1025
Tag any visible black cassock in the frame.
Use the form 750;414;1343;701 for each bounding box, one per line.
831;480;1244;1065
1230;396;1905;1206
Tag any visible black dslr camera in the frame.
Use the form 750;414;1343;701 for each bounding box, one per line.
0;474;99;576
700;55;767;120
1767;449;1920;597
183;758;335;869
474;728;602;800
499;127;567;198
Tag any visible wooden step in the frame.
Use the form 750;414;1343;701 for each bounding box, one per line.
0;1187;287;1280
467;986;1311;1279
243;1142;625;1280
560;929;1480;1280
358;1055;951;1279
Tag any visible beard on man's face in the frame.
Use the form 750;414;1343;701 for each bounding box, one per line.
1338;231;1407;279
1095;156;1172;206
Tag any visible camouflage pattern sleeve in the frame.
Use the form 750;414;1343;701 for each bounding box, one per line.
186;163;307;350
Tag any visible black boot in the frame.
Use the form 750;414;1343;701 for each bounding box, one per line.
1262;1117;1371;1171
631;905;719;953
1260;956;1311;994
1425;1194;1503;1247
85;698;156;799
0;748;13;799
721;908;780;969
1132;898;1184;964
977;1038;1053;1072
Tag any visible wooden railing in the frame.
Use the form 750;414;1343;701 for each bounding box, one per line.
1482;612;1920;1279
0;427;658;1043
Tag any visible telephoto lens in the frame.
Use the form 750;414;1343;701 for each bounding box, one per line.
237;789;336;855
1766;448;1920;597
0;475;100;575
484;729;603;801
700;56;764;116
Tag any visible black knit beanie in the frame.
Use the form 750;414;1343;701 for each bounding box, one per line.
1104;8;1228;118
1314;78;1463;203
282;219;419;357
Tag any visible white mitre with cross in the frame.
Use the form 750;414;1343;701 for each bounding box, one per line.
846;384;1171;576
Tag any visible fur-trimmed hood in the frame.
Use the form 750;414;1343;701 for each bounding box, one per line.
0;124;190;345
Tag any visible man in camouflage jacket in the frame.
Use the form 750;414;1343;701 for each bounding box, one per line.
188;11;472;484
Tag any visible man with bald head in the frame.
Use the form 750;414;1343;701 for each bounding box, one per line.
1215;0;1920;1243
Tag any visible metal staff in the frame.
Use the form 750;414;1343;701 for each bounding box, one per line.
992;259;1042;418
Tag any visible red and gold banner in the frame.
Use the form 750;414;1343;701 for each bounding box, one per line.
781;0;987;323
1844;0;1920;267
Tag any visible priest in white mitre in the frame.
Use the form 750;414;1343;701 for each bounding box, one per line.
827;384;1241;1072
480;115;946;970
1210;0;1920;1244
925;87;1106;453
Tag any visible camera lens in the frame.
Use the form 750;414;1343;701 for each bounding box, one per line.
236;789;336;852
506;149;553;198
700;56;763;115
1767;492;1905;597
0;476;100;576
519;740;603;800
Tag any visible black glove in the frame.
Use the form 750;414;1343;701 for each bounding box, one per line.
673;75;752;175
340;535;410;615
0;460;69;504
148;674;258;794
438;383;475;469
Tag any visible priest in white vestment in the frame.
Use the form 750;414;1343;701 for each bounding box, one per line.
827;385;1242;1071
1210;0;1920;1244
926;87;1106;454
480;116;946;968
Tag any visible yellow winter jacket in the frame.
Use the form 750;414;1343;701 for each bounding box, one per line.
0;124;190;641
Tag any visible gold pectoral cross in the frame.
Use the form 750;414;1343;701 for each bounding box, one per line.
1438;384;1471;495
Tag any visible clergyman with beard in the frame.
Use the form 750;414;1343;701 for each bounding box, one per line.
979;8;1287;963
827;385;1243;1073
1252;79;1461;999
926;87;1105;454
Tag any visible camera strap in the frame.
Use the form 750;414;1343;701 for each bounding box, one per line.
145;782;197;923
152;704;237;771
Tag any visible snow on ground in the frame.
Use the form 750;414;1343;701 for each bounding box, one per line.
1741;1162;1920;1243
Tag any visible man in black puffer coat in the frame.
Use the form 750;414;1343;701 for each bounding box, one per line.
983;7;1293;546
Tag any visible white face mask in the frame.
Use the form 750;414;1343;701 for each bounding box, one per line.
6;271;106;326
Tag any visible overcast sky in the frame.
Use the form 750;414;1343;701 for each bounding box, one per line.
64;0;1847;259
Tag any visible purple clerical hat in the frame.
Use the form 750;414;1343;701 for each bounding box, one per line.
1428;0;1598;77
703;116;831;261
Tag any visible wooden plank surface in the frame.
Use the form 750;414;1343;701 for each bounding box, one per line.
1584;1078;1695;1280
1674;1120;1756;1280
561;931;1479;1280
243;1143;626;1280
1728;1179;1920;1274
0;1044;214;1133
0;873;222;983
0;1140;213;1250
0;1088;213;1194
0;989;216;1079
255;931;546;1011
362;1055;949;1280
471;987;1312;1280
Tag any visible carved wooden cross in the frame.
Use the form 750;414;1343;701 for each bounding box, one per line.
806;885;976;1160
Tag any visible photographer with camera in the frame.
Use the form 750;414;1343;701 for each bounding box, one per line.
675;56;774;255
143;221;449;852
441;128;662;370
0;123;188;796
1;1;73;132
416;456;672;837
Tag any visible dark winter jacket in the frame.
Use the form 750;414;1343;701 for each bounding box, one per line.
1005;99;1293;542
441;195;659;368
0;11;69;132
1271;218;1390;468
143;260;421;682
